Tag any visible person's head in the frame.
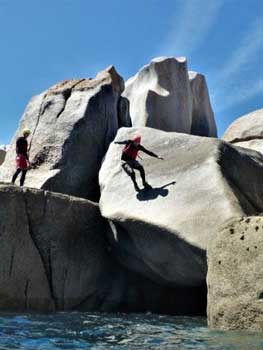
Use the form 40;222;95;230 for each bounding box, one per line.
132;135;141;145
23;129;31;138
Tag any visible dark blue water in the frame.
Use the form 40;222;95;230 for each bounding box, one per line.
0;312;262;350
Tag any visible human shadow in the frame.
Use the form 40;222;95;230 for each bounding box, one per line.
136;181;176;201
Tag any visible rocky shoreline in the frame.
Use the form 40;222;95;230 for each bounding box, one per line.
0;56;262;331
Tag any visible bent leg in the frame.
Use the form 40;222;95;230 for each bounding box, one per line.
132;161;151;187
12;169;21;184
122;162;140;191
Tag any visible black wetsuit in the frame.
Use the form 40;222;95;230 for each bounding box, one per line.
115;140;159;190
16;137;29;159
12;136;29;186
115;140;159;161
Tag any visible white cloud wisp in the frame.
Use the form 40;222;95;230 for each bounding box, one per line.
158;0;224;57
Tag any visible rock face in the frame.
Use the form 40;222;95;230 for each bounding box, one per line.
0;66;128;201
99;127;263;293
223;109;263;153
122;57;217;137
0;184;121;312
0;148;6;166
188;71;216;137
207;216;263;331
0;183;206;314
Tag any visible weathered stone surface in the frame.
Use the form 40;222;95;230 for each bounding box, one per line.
0;66;129;201
99;127;263;290
0;183;207;314
189;71;216;137
223;109;263;153
207;216;263;331
0;184;121;311
0;148;5;166
122;57;217;136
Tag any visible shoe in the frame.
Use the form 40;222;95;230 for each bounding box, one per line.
143;182;152;189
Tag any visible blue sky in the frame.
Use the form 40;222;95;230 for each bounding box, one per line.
0;0;262;144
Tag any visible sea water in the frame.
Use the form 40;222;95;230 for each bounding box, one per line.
0;312;262;350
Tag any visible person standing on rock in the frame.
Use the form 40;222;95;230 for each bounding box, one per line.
11;129;31;186
114;135;163;192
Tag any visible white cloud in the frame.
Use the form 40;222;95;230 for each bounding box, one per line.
215;18;263;87
157;0;224;57
215;79;263;113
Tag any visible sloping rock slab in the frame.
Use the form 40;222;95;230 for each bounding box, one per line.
99;127;263;288
0;66;127;201
207;216;263;331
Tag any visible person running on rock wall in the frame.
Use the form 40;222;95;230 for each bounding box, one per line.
114;135;163;192
11;129;31;186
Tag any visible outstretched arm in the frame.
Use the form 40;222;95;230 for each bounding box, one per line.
114;140;129;145
139;145;163;159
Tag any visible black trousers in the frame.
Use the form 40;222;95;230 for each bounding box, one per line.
12;169;27;186
122;160;146;186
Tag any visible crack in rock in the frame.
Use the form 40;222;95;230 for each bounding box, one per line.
23;191;58;309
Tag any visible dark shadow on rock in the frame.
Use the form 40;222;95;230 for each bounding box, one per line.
118;96;132;127
136;181;176;201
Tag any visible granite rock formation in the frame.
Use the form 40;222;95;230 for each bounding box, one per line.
0;184;119;311
0;66;129;201
99;127;263;291
189;71;216;136
223;109;263;153
207;216;263;331
122;57;217;137
0;183;206;315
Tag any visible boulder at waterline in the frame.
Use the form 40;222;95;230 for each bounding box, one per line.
207;216;263;331
0;66;128;201
0;184;123;312
99;127;263;289
223;108;263;153
0;184;207;315
122;57;217;137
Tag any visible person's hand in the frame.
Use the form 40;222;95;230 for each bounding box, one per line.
158;156;164;160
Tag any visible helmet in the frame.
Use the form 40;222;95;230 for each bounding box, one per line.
23;129;31;136
132;135;141;144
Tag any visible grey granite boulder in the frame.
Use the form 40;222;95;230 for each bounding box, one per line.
122;57;217;137
207;216;263;331
0;184;121;312
223;109;263;153
0;66;128;201
99;127;263;290
0;183;206;315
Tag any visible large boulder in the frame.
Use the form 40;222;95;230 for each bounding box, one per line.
0;183;206;315
207;216;263;331
99;127;263;290
0;148;6;166
0;66;128;201
122;57;217;137
223;109;263;153
0;184;122;312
